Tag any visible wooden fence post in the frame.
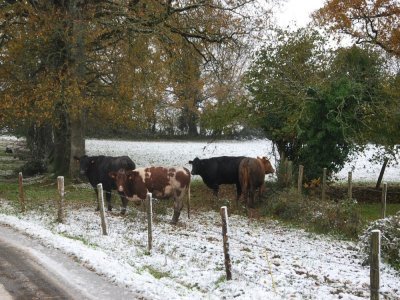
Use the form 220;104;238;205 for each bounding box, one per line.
322;168;327;201
348;171;353;200
381;183;387;219
147;193;153;252
220;206;232;280
97;183;108;235
57;176;65;223
18;172;25;213
370;230;381;300
375;158;388;189
287;160;293;187
297;165;304;194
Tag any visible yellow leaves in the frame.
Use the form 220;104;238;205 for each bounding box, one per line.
304;178;321;189
313;0;400;57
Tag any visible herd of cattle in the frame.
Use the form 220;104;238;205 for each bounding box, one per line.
74;155;275;224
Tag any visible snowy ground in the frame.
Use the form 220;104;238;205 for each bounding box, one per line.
1;136;400;299
0;201;399;300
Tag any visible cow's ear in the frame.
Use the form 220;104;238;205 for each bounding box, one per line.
129;170;139;179
126;170;134;179
188;160;193;164
109;172;117;179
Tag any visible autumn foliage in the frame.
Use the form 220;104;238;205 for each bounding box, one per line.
313;0;400;57
0;0;270;174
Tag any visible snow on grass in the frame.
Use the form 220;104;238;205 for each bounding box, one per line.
85;139;400;182
0;202;399;299
1;137;400;299
86;139;276;181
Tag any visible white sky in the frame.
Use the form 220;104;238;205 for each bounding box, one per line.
276;0;325;28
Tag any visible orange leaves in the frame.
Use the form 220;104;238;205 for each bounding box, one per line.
313;0;400;57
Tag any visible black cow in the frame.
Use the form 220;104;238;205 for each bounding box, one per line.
188;156;245;201
74;155;136;214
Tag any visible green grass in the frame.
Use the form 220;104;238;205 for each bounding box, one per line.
0;177;95;210
359;203;400;222
59;232;99;248
143;265;171;279
1;174;399;239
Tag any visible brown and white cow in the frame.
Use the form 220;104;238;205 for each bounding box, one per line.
239;157;275;208
109;167;191;224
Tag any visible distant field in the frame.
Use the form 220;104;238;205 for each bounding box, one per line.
85;138;400;182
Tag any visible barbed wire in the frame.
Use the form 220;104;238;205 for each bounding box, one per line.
1;176;387;295
14;181;371;269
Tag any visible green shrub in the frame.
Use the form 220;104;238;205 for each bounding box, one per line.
359;212;400;271
20;159;47;176
263;189;362;239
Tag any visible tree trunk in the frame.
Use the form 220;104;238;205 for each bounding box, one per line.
52;107;70;176
69;114;85;178
26;122;53;161
68;0;86;178
187;109;198;136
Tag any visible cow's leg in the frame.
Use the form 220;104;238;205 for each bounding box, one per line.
247;188;255;208
171;197;184;225
258;183;265;202
105;189;113;211
212;185;219;198
235;183;242;207
119;192;128;215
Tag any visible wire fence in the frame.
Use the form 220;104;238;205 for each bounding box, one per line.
1;173;398;299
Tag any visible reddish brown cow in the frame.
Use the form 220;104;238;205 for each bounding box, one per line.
109;167;191;224
239;157;275;208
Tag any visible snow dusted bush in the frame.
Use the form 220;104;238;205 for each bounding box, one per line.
264;188;362;238
359;212;400;271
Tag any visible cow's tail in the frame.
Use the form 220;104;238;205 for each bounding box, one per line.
241;160;250;195
187;182;191;219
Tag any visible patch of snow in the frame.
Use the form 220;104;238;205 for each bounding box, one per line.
0;203;399;299
85;139;400;182
1;136;399;298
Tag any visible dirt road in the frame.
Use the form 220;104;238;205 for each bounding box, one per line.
0;225;140;300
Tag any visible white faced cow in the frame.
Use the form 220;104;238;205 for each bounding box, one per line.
109;167;191;224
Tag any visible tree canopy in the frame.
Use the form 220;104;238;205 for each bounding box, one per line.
313;0;400;58
0;0;272;175
245;28;394;180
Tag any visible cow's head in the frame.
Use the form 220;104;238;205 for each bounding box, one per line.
109;169;128;193
257;156;275;174
73;155;93;175
188;157;202;175
109;169;143;205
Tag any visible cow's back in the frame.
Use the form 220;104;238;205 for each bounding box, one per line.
214;156;245;184
144;166;190;199
239;158;265;189
88;156;135;190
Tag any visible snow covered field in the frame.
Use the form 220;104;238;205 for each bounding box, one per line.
0;202;399;300
1;136;400;299
86;138;400;182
